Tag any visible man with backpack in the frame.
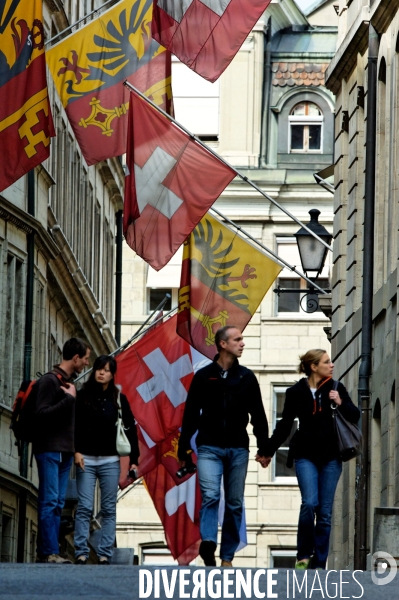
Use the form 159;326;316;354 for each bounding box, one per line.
34;337;91;564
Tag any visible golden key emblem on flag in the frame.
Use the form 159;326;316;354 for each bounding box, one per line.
17;89;51;158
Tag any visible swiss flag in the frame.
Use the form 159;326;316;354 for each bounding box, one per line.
144;460;201;564
123;90;235;271
115;316;204;563
115;315;194;443
152;0;272;83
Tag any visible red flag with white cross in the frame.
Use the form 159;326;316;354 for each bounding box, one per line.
115;315;194;442
123;90;235;271
115;315;204;563
151;0;272;83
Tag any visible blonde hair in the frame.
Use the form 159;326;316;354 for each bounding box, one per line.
298;349;327;377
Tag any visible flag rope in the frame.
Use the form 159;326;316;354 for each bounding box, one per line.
123;81;333;256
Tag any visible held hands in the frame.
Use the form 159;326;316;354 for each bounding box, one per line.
74;452;85;470
61;382;76;398
329;390;342;406
255;454;271;468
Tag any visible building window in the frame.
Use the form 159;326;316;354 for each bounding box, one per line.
276;238;330;316
149;289;172;312
273;387;298;480
146;246;182;313
289;102;323;153
3;254;25;405
172;57;219;142
270;549;297;568
0;504;15;562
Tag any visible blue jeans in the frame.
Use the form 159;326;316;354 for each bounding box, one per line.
197;445;248;562
74;460;120;559
295;457;342;568
35;452;73;557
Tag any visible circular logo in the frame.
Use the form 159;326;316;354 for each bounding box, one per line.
371;551;397;586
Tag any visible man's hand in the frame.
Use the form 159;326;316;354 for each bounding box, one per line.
255;454;271;468
61;382;76;398
74;452;84;470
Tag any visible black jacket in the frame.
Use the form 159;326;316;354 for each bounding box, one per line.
264;377;360;464
178;356;269;460
34;366;75;454
75;386;139;465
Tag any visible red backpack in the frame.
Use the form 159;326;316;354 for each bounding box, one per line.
10;373;63;449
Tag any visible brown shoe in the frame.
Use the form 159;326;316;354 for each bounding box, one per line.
45;554;72;564
221;560;233;567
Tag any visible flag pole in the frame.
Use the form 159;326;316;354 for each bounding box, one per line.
123;81;333;254
209;207;328;295
45;0;120;48
74;296;177;384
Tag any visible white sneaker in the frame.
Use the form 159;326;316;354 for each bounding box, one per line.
45;554;72;564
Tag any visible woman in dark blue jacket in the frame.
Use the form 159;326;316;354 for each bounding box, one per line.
264;349;360;570
74;355;139;564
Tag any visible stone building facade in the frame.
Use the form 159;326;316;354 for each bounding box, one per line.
325;0;399;571
117;0;338;567
0;0;122;563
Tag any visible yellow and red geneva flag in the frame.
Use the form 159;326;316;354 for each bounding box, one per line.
177;214;283;359
0;0;55;192
46;0;172;166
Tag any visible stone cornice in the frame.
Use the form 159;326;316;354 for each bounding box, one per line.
325;7;369;95
370;0;399;35
97;160;124;211
0;196;59;261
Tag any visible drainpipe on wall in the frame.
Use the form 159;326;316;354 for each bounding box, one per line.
17;169;35;562
114;209;123;345
260;17;272;168
354;24;379;571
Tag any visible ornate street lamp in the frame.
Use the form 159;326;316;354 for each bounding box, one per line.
295;209;332;277
274;209;332;313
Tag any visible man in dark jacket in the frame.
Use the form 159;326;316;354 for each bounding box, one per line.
34;337;90;563
178;325;269;567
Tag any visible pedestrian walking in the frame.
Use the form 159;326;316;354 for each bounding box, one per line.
178;325;269;568
34;337;91;564
74;355;139;564
262;349;360;570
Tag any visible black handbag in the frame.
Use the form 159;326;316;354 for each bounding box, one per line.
331;380;362;462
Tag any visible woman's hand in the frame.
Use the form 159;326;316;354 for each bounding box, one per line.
329;390;342;406
74;452;85;470
255;454;271;468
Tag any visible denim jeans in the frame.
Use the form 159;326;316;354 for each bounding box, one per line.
295;457;342;568
74;460;120;559
197;445;249;562
35;452;73;557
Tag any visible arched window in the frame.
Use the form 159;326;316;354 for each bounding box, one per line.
289;102;323;153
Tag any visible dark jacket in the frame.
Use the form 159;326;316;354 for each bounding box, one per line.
75;386;139;465
178;356;269;460
264;377;360;464
34;366;75;454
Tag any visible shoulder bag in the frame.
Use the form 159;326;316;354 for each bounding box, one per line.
116;393;131;457
331;380;362;461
